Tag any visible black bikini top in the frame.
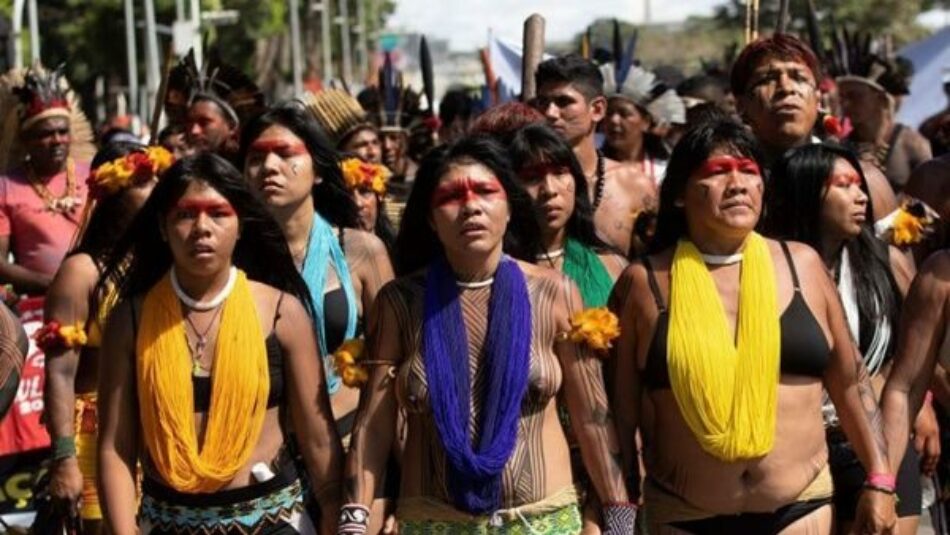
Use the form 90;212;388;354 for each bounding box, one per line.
642;241;831;390
323;287;349;355
192;293;286;411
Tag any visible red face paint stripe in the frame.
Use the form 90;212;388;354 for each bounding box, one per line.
695;156;761;178
431;177;507;208
249;139;309;157
174;199;237;217
826;172;862;188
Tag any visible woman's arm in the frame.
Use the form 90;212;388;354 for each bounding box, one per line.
555;277;628;505
278;292;345;534
96;299;139;534
342;283;404;529
607;265;644;499
43;255;96;510
810;245;895;533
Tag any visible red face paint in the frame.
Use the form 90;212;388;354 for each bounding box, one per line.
173;199;237;219
695;156;761;178
518;163;570;183
826;171;862;188
431;177;507;208
248;139;309;159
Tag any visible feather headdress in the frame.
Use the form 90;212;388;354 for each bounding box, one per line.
363;51;425;133
827;26;910;97
164;49;265;127
298;89;374;147
599;22;685;126
0;63;95;173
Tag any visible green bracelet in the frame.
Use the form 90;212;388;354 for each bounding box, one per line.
51;436;76;461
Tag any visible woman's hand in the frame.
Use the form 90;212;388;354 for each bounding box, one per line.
913;400;941;476
851;489;897;535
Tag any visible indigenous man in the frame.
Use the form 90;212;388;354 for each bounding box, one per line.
164;49;264;162
830;39;931;191
0;64;95;296
535;54;657;255
731;34;898;221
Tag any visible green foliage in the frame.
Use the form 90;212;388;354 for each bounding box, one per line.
712;0;934;46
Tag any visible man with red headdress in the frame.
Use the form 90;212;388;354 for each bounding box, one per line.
0;64;95;296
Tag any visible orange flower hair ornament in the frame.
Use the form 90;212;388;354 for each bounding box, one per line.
874;198;939;247
558;307;621;354
340;157;390;196
86;146;174;200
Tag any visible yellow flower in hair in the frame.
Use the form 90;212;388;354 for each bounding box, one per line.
340;157;389;196
892;209;925;246
59;322;88;348
568;307;621;352
144;146;174;174
333;338;368;387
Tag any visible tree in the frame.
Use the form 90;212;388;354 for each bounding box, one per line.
712;0;936;46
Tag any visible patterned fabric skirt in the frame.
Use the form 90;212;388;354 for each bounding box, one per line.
397;487;582;535
138;462;315;535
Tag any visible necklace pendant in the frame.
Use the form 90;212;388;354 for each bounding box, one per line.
192;359;202;375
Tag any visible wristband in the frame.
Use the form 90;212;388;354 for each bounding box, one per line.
51;436;76;461
866;472;897;492
602;502;638;535
338;503;370;534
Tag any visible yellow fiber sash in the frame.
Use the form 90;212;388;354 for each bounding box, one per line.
137;269;269;493
667;232;780;461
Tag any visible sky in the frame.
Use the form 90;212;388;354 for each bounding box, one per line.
387;0;724;51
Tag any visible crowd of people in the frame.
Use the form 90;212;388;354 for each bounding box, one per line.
0;20;947;535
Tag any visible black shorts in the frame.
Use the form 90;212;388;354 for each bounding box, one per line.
669;499;831;534
827;428;922;520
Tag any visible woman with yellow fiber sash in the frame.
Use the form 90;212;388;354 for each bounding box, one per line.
43;141;168;533
610;120;896;534
96;154;343;533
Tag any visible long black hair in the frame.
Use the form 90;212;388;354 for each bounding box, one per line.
764;142;900;356
394;135;542;276
73;142;148;264
651;119;767;253
98;153;312;314
240;103;359;229
508;124;612;253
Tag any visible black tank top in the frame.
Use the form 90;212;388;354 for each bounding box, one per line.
642;241;831;389
323;287;349;354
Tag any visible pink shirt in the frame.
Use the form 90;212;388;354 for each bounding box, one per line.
0;161;90;277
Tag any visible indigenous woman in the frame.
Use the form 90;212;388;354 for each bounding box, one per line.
510;124;626;533
610;119;896;534
765;142;928;534
339;155;397;253
96;154;343;533
42;142;170;531
241;105;394;442
340;136;634;534
509;124;627;302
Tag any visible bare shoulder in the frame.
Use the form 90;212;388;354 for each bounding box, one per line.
606;158;655;190
518;260;570;293
901;127;933;160
919;250;950;280
342;228;388;258
860;162;898;218
907;155;950;191
45;253;99;310
596;251;628;280
768;239;822;271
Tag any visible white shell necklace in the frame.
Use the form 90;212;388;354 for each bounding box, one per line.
170;267;238;311
700;252;744;266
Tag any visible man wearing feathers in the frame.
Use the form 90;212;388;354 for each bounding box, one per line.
0;63;95;296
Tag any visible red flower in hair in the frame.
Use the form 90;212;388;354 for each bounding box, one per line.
823;115;844;138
